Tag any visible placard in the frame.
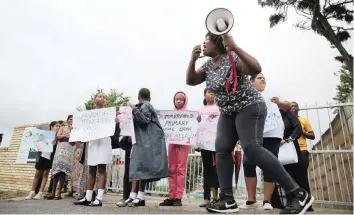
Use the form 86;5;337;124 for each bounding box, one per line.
156;110;198;145
69;107;116;142
118;106;136;144
197;115;219;151
16;127;56;163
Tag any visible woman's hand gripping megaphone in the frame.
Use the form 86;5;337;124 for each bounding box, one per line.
223;35;237;52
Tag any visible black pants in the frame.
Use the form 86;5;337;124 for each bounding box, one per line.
243;138;281;182
215;102;299;197
201;150;219;200
123;147;132;200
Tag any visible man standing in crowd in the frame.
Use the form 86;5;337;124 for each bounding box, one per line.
290;101;315;211
291;102;315;151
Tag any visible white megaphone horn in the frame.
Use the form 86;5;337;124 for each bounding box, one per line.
205;8;234;36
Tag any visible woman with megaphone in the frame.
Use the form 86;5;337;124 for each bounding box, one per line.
185;17;314;214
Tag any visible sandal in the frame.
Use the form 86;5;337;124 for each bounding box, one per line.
45;196;55;200
54;196;62;200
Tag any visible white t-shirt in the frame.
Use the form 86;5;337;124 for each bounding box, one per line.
260;89;285;139
41;152;51;160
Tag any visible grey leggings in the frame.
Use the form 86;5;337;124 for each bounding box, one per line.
215;102;299;197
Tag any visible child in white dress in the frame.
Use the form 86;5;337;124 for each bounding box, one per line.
74;92;120;207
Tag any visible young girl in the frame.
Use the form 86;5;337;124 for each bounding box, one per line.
196;89;220;207
74;92;120;207
124;88;168;207
46;115;75;200
26;121;60;200
160;91;190;207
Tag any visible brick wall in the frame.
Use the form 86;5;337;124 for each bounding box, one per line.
0;122;48;191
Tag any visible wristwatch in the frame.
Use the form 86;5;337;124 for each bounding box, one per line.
287;136;294;143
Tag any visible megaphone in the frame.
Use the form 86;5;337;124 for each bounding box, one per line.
205;8;234;36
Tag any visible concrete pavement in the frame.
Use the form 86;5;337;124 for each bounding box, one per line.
0;193;352;214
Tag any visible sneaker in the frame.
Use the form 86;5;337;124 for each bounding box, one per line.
280;189;314;214
206;194;239;213
173;199;182;206
25;192;36;200
263;200;273;210
159;198;175;206
116;198;133;207
239;201;258;210
128;198;145;207
33;192;44;200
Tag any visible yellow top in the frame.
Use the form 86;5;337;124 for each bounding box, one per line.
297;116;313;151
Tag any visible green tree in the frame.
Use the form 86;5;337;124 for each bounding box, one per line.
258;0;353;72
333;64;353;102
76;88;131;111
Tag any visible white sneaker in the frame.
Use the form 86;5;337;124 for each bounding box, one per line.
263;201;273;210
33;192;43;200
25;191;36;200
239;201;258;210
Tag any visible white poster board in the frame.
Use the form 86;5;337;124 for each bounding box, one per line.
69;107;116;142
263;99;283;133
196;115;219;151
16;127;56;163
118;106;136;144
156;110;198;146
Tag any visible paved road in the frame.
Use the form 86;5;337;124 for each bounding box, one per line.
0;194;351;214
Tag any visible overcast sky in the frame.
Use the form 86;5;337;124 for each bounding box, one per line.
0;0;352;147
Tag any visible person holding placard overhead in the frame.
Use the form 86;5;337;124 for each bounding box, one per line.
74;92;120;207
186;31;314;214
159;91;190;207
238;73;290;210
195;88;219;207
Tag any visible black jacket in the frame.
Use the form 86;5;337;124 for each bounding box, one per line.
111;122;121;149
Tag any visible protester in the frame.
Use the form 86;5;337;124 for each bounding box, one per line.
26;121;60;200
47;120;65;195
46;115;75;200
290;101;315;211
186;32;314;214
74;92;120;206
271;109;312;210
125;88;168;207
195;89;219;207
239;73;289;210
160;91;190;207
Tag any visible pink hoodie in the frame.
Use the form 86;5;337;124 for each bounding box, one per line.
173;91;188;110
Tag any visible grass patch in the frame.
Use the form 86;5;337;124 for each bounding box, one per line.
0;190;27;200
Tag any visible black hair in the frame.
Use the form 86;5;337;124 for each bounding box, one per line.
291;101;299;106
203;88;209;106
49;121;58;130
67;115;73;121
205;32;227;54
250;73;263;81
138;88;151;100
58;120;64;125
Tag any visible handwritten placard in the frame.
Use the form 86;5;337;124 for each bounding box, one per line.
69;107;116;142
118;106;136;144
156;110;198;146
197;115;219;151
16;127;56;163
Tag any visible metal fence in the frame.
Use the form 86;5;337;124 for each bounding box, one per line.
108;103;353;208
